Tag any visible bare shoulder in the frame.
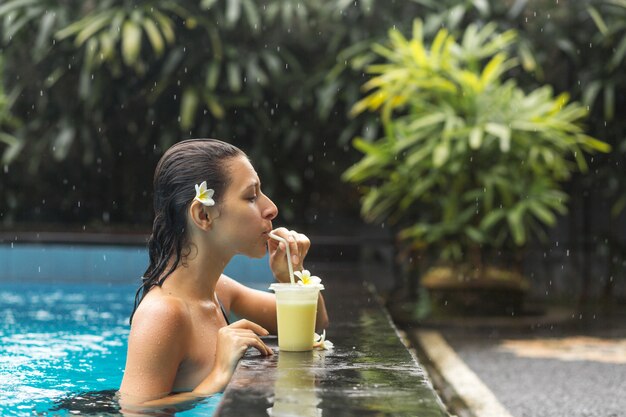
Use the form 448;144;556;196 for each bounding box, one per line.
121;290;191;397
130;290;190;341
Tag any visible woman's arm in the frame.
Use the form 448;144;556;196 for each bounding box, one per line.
217;275;329;334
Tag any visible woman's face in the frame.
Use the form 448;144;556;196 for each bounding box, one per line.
213;155;278;258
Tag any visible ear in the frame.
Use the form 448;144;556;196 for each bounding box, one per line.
189;200;215;232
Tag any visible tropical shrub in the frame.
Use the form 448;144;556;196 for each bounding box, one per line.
411;0;626;218
343;21;610;267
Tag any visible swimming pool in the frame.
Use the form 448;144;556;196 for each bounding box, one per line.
0;282;224;416
0;243;274;416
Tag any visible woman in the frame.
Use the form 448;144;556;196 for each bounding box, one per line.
119;139;328;407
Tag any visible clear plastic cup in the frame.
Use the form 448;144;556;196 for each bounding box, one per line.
269;283;324;351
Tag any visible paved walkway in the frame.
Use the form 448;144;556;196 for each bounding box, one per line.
409;309;626;417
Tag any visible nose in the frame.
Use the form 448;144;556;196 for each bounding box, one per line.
262;194;278;220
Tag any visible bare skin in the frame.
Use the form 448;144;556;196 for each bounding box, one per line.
119;156;329;410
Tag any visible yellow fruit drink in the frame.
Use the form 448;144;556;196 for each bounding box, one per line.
269;283;324;352
276;302;317;351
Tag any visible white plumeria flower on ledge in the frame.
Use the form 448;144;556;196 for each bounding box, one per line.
313;330;334;350
294;269;321;286
194;181;215;206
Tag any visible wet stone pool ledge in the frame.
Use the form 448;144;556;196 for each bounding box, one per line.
215;279;449;417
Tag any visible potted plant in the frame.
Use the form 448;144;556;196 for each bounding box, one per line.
342;20;610;315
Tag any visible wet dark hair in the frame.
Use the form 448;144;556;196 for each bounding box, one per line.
129;139;245;324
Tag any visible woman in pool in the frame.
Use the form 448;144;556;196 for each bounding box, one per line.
119;139;328;406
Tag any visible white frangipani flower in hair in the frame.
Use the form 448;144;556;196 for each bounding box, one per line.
194;181;215;206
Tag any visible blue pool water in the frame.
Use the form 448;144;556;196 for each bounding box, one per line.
0;282;221;416
0;244;275;416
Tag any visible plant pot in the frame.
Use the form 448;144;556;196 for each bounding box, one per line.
421;265;530;316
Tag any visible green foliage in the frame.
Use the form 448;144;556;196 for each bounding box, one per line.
0;0;425;226
583;0;626;218
343;21;610;263
409;0;626;221
0;56;21;163
1;0;624;239
585;0;626;121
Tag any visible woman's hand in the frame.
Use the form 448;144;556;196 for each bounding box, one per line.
267;227;311;283
211;319;274;380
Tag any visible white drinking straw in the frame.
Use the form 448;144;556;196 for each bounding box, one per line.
268;231;295;284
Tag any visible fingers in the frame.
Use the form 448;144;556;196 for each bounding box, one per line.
268;228;294;263
291;230;310;264
221;326;274;356
239;333;273;356
228;319;269;336
269;227;310;269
